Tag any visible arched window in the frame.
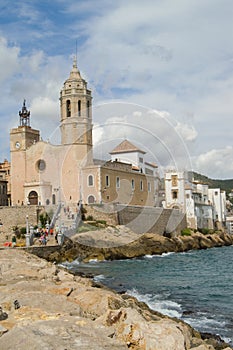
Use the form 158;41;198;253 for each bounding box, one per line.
88;175;94;186
116;177;120;189
140;180;143;191
131;179;135;190
87;100;90;118
66;100;71;117
78;100;81;116
28;191;38;205
52;194;56;205
88;195;95;204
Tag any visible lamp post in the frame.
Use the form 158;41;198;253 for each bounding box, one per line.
54;187;61;228
57;222;64;245
25;215;30;247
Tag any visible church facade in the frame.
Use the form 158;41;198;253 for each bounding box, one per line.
10;60;158;208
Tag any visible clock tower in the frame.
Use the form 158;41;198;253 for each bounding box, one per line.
10;100;40;205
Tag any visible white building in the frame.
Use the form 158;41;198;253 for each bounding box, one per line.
226;216;233;234
164;170;226;230
164;171;186;212
110;139;158;175
208;188;226;225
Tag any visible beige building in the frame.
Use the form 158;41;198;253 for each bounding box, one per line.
0;159;11;205
82;157;156;206
0;179;8;206
10;59;158;208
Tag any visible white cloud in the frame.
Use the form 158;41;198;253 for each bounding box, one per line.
0;37;20;83
194;146;233;179
1;1;233;179
175;122;198;142
92;102;193;173
0;35;70;159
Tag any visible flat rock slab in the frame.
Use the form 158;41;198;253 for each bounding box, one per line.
0;249;231;350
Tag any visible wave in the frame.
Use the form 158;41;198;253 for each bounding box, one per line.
59;259;80;268
126;288;182;318
127;288;231;345
93;274;106;282
183;313;226;330
88;259;99;263
144;252;175;259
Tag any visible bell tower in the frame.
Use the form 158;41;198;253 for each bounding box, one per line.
10;100;40;205
60;58;93;164
10;100;40;152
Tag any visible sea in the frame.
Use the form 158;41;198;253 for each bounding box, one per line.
62;245;233;345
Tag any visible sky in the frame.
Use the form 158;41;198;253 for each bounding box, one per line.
0;0;233;179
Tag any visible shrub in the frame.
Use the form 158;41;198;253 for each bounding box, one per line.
198;228;211;235
86;215;94;221
20;227;26;235
181;228;192;236
39;212;50;228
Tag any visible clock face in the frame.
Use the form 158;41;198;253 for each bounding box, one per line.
15;141;21;149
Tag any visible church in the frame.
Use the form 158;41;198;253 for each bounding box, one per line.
10;59;159;208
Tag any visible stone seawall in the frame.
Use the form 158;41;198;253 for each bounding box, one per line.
25;245;60;260
116;205;186;235
84;204;187;235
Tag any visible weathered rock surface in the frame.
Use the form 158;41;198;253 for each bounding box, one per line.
0;249;231;350
40;227;233;263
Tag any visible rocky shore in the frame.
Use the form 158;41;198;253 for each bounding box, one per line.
42;226;233;263
0;248;232;350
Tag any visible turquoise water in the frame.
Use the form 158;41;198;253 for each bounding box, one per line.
63;245;233;345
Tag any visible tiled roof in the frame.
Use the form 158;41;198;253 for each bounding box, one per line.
110;139;146;154
144;161;158;168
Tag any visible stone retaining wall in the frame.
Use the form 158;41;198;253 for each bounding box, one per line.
25;245;60;260
116;205;186;235
0;205;45;234
83;204;118;226
0;204;186;237
84;204;187;235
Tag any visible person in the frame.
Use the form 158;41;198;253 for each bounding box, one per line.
42;234;47;245
11;234;17;247
39;233;47;245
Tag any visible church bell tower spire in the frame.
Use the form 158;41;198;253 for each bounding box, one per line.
59;57;93;164
60;58;92;140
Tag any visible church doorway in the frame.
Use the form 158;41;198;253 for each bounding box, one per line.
28;191;38;205
88;195;95;204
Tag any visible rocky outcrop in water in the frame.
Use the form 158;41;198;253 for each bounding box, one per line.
0;249;231;350
44;227;233;263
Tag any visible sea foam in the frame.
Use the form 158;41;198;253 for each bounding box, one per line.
127;288;182;318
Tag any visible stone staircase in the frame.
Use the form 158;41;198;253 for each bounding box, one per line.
59;203;80;229
47;202;82;239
